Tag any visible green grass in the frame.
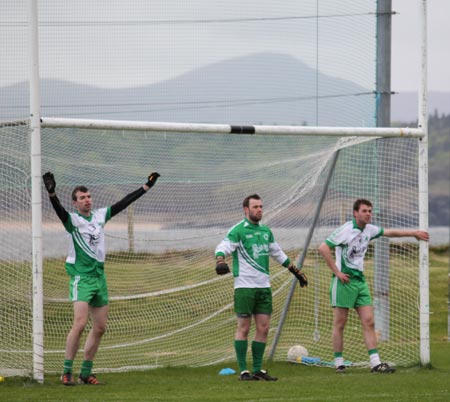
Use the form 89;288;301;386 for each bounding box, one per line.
1;357;449;402
1;248;449;402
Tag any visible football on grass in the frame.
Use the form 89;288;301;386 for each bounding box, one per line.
287;345;309;362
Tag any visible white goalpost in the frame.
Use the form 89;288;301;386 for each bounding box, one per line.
40;117;424;137
0;0;429;382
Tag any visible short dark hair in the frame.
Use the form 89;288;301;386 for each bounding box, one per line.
243;194;261;208
72;186;89;201
353;198;372;212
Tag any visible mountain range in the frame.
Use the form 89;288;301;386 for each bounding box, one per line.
1;52;375;126
1;52;448;227
1;52;448;124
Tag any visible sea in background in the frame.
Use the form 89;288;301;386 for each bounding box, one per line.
1;225;448;261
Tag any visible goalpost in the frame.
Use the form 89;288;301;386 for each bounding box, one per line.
0;0;429;382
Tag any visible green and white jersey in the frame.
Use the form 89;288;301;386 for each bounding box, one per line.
63;207;112;276
325;219;384;279
215;218;290;289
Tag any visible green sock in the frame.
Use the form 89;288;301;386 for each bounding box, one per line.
80;360;93;377
251;341;266;373
63;359;73;374
234;340;248;372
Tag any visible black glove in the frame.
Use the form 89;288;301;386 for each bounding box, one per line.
42;171;56;194
146;172;160;188
216;261;230;275
288;264;308;287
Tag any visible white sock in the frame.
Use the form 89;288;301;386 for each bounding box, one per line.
335;356;344;368
369;352;381;368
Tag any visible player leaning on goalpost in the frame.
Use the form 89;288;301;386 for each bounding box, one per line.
319;198;429;374
215;194;308;381
42;171;160;385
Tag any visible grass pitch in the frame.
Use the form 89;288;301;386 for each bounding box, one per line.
0;248;449;402
1;356;449;402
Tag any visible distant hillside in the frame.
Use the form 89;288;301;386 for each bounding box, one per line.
391;91;450;122
1;52;375;126
2;53;447;226
2;54;447;125
394;113;450;227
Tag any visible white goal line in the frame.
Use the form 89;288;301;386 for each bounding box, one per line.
40;117;425;138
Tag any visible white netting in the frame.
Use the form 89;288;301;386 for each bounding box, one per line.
0;121;33;376
1;0;425;378
1;0;376;125
0;122;420;375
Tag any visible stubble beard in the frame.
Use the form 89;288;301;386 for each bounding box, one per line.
249;213;262;223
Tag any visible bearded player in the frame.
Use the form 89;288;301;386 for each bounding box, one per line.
214;194;307;381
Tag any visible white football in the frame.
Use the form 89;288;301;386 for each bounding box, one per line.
287;345;309;362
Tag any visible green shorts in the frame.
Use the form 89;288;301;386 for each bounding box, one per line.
69;275;109;307
330;276;372;308
234;288;272;317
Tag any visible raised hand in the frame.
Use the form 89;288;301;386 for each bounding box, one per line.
146;172;160;189
42;172;56;194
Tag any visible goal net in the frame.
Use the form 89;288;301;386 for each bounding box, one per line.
1;0;428;378
0;120;421;375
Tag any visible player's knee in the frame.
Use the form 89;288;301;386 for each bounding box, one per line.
93;323;107;336
360;316;375;329
258;328;269;338
236;326;250;338
72;317;88;332
256;322;270;336
334;316;347;330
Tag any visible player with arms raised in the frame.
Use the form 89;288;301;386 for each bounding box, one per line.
215;194;307;381
42;171;160;385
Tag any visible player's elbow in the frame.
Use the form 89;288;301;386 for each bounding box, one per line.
318;242;329;256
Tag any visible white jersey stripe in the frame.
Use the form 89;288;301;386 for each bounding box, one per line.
72;275;81;301
331;276;338;306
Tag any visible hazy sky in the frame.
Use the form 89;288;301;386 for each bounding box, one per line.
1;1;447;93
392;0;450;92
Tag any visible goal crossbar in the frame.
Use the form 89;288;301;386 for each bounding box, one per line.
40;117;425;138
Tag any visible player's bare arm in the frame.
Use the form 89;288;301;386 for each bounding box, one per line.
318;242;350;284
383;229;429;241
